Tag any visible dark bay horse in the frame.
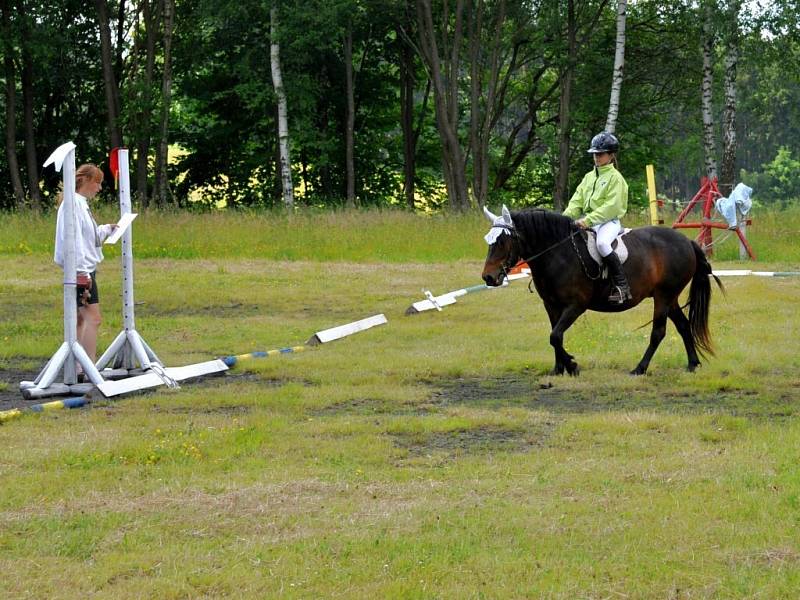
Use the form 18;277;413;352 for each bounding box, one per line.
481;206;724;375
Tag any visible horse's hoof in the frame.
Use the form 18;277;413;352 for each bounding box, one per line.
550;366;565;376
566;362;580;376
687;362;700;373
630;367;646;376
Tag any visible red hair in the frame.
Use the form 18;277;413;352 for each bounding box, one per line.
57;164;104;205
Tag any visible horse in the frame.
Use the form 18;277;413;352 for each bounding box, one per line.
481;205;724;375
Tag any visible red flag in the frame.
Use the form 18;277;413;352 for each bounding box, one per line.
109;147;120;181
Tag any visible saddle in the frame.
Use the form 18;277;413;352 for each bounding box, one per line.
585;229;631;271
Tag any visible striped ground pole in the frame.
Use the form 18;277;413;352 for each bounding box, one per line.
222;345;309;367
0;396;89;424
713;270;800;277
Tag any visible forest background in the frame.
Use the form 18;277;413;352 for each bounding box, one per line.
1;0;799;214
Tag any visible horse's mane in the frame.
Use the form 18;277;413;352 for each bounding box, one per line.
511;209;579;247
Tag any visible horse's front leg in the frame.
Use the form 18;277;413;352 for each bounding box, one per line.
548;304;585;376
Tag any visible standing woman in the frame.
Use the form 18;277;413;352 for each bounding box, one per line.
563;131;632;304
54;164;117;369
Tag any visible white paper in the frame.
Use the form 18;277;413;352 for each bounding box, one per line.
104;212;138;244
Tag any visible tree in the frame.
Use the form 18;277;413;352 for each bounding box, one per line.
270;4;294;208
128;0;159;208
700;0;717;179
95;0;123;149
553;0;577;212
397;0;430;209
1;0;25;207
552;0;609;210
719;0;741;196
605;0;627;133
415;0;469;210
17;0;41;209
155;0;175;206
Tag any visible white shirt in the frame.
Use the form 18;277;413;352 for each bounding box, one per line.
54;193;114;275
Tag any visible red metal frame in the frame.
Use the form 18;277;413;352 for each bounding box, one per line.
672;176;756;259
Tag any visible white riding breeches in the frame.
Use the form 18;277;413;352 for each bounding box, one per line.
591;219;622;257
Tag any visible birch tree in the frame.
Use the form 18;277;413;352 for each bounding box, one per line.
605;0;627;134
700;0;717;179
270;4;294;208
719;0;741;196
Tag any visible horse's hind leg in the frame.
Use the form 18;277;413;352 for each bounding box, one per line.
631;295;670;375
547;304;583;376
667;300;701;372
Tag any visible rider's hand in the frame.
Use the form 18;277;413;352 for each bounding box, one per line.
575;219;588;229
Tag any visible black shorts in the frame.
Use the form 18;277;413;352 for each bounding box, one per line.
77;271;99;307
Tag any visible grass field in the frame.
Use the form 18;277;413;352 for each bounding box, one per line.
1;207;800;598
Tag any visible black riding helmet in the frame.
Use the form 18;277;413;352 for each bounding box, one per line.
588;131;619;154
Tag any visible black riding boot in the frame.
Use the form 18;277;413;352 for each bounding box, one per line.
603;252;632;304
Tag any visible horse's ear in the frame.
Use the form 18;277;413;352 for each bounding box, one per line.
483;205;498;222
501;204;513;226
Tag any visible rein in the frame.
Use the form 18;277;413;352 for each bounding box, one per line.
496;224;601;283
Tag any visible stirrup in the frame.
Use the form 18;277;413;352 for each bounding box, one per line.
608;285;631;304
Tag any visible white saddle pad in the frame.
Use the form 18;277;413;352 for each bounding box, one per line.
586;229;631;267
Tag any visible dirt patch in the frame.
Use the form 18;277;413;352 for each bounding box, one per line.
426;374;800;418
389;424;548;459
205;371;314;388
732;548;800;569
313;397;423;416
150;403;252;416
142;302;265;318
0;359;46;412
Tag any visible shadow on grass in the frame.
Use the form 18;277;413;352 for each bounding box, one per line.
425;373;798;419
389;424;548;461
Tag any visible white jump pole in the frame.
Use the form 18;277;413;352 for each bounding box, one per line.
23;143;106;399
95;148;163;373
91;147;227;398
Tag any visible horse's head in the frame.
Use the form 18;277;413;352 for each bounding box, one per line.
481;204;520;287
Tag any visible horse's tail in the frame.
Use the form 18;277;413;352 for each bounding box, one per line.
688;241;725;358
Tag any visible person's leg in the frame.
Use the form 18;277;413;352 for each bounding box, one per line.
77;272;101;363
595;220;631;303
77;303;102;361
594;220;621;258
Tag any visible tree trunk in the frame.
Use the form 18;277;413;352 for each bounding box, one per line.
416;0;469;210
1;0;25;207
115;0;125;86
719;0;740;197
155;0;175;206
468;0;505;207
605;0;627;134
398;16;416;210
134;0;158;209
554;0;576;212
700;1;717;179
270;5;294;208
17;0;41;209
344;23;356;207
95;0;123;149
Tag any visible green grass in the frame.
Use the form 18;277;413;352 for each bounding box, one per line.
1;208;800;598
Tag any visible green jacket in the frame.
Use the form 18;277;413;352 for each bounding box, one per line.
563;163;628;227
